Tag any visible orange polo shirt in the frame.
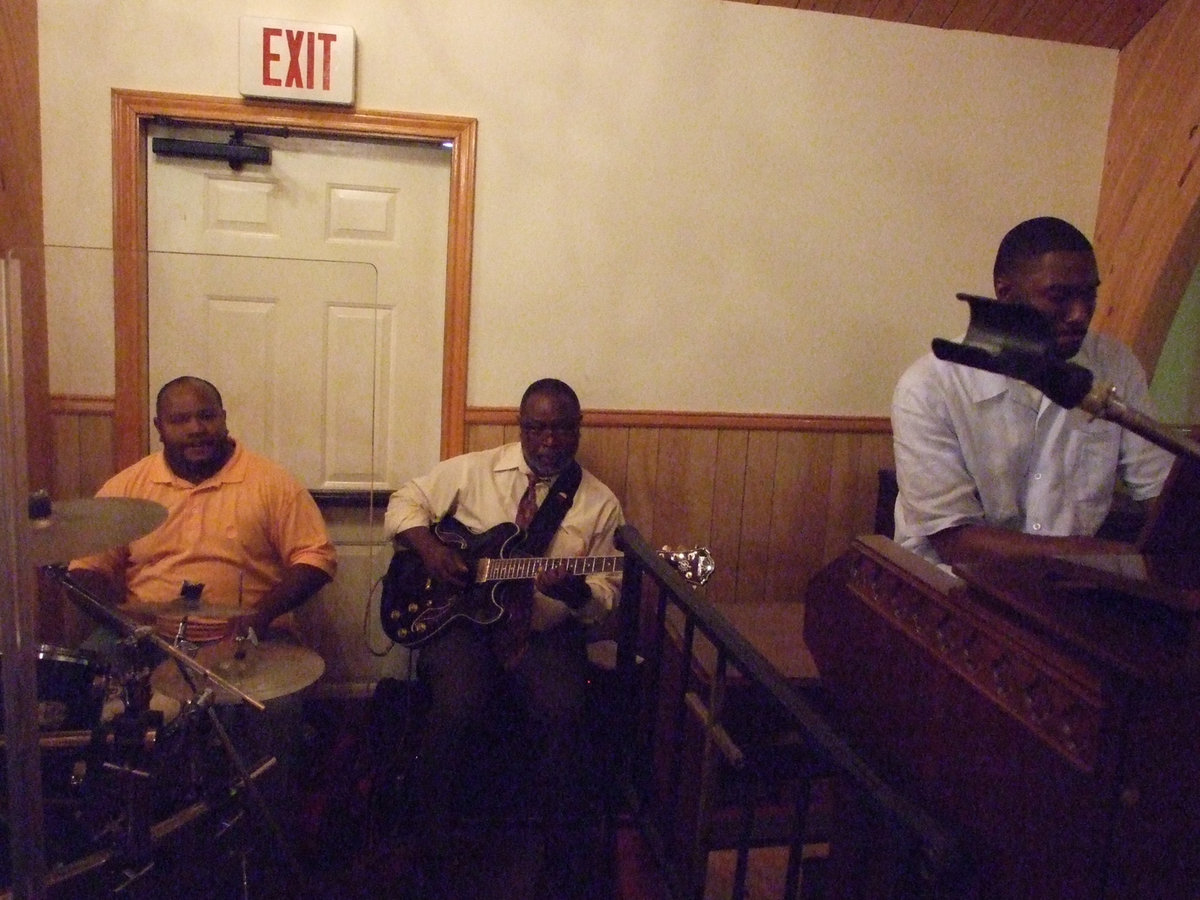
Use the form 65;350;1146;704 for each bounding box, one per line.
70;441;336;640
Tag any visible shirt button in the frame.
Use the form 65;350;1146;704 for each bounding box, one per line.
1032;523;1042;532
1033;473;1042;481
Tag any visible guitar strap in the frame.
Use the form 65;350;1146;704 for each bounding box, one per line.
489;462;585;668
517;461;582;555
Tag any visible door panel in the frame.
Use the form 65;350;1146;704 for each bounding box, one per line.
147;127;451;490
146;127;453;692
147;253;380;489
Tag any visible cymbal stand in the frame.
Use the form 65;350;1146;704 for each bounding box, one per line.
101;712;156;885
188;687;304;885
47;566;265;712
52;568;306;888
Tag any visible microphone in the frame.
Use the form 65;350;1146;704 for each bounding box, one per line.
932;293;1200;463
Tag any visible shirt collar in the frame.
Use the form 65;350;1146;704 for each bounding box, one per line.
954;330;1101;408
496;442;529;475
495;441;560;483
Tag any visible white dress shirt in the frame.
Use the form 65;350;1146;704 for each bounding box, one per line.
891;330;1174;564
384;442;624;628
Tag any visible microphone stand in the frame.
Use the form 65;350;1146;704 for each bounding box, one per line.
934;293;1200;464
1075;381;1200;463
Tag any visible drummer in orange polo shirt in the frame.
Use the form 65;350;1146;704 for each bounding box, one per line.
66;376;337;873
69;375;336;643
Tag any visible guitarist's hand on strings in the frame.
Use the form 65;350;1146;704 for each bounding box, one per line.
399;525;471;586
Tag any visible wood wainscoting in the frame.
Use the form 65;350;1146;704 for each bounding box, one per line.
49;400;893;605
467;410;895;609
49;395;118;501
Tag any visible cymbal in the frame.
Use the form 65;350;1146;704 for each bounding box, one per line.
122;596;248;620
151;641;325;705
29;497;167;566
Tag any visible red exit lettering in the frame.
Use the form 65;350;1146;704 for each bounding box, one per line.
261;28;338;90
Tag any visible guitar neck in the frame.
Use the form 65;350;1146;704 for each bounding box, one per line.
476;555;625;584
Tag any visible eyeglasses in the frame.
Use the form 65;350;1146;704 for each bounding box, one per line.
519;419;581;438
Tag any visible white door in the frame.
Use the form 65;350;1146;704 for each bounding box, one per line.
146;126;452;692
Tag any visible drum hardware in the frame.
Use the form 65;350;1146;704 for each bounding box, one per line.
48;568;266;714
101;724;155;873
0;644;108;738
121;595;248;622
18;754;278;897
5;495;167;893
24;567;309;891
0;728;160;753
185;686;303;885
170;619;200;659
7;501;298;896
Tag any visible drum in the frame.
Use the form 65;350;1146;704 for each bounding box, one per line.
0;644;106;732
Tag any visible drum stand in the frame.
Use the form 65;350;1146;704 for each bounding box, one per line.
47;566;304;896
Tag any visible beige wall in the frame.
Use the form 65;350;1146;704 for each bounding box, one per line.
37;0;1117;416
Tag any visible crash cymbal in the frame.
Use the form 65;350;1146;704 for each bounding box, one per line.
121;596;248;620
151;641;325;705
28;497;167;566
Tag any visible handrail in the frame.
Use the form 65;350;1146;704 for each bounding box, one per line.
611;523;965;898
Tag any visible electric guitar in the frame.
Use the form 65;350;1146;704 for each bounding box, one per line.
380;516;714;648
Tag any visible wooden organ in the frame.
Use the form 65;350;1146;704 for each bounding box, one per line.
805;530;1200;898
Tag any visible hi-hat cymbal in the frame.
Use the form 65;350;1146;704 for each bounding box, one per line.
151;641;325;705
122;596;248;620
28;497;167;566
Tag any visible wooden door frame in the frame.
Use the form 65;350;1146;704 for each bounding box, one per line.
111;88;476;470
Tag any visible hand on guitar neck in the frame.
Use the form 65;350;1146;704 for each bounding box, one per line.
381;516;714;648
398;521;586;603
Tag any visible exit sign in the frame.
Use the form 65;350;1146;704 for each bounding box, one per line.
239;17;356;105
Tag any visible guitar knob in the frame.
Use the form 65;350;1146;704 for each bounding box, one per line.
413;622;427;634
388;610;400;621
407;603;420;613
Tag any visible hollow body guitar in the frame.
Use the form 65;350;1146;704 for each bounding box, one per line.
380;517;622;648
380;516;714;648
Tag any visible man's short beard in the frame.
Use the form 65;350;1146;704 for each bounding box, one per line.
167;437;234;482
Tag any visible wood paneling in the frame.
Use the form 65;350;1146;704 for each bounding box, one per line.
724;0;1171;49
1092;0;1200;376
50;404;894;665
49;395;116;500
0;0;51;493
489;416;893;608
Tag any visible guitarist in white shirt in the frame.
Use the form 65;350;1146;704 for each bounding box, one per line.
383;378;624;898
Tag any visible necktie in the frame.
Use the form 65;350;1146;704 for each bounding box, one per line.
498;473;540;668
516;474;540;530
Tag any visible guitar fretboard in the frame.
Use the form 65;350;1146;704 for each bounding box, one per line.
476;555;625;583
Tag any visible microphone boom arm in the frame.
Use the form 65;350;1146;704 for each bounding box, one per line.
1080;381;1200;463
934;293;1200;464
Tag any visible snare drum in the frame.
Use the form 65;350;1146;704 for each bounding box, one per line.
0;644;106;731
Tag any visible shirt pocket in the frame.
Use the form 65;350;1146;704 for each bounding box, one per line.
1071;421;1121;530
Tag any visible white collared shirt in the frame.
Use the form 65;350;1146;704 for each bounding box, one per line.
384;442;624;626
891;331;1174;564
